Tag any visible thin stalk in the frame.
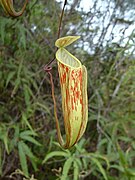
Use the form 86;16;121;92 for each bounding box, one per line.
45;0;68;68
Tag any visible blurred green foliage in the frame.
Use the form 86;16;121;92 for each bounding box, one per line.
0;0;135;179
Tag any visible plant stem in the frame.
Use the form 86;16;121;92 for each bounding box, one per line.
45;0;68;68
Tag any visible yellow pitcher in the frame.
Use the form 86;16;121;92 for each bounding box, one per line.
54;36;88;149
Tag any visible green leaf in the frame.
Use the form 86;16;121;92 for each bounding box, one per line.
73;160;79;180
5;71;15;87
0;146;2;175
21;113;34;132
110;164;124;172
0;17;12;43
17;24;26;49
18;141;29;177
0;18;5;43
61;157;73;180
75;158;82;169
117;144;128;168
3;134;9;154
82;158;88;169
19;141;37;160
126;168;135;176
82;153;110;169
11;78;21;97
20;135;41;146
75;138;86;151
91;157;108;180
0;126;10;154
20;130;38;137
42;151;70;164
24;84;30;107
17;58;23;78
19;141;38;171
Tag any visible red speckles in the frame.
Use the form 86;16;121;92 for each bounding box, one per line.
66;67;69;73
58;62;84;114
62;72;66;84
66;88;69;107
71;97;74;110
80;98;83;105
58;63;70;86
76;90;79;99
69;68;83;111
60;63;65;68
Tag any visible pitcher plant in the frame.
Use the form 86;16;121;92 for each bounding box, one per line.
52;36;88;149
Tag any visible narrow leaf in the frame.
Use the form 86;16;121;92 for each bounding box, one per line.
42;151;69;164
5;71;15;87
20;141;38;171
20;141;37;160
21;112;34;132
18;141;29;177
91;157;108;180
20;130;38;137
61;157;73;180
73;160;79;180
20;135;41;146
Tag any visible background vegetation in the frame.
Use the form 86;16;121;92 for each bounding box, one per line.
0;0;135;179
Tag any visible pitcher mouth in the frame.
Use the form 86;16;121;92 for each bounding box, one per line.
56;48;82;69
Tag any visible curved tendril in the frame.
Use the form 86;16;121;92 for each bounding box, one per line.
48;71;64;147
0;0;28;17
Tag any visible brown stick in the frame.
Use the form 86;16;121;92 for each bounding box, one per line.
44;0;68;68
